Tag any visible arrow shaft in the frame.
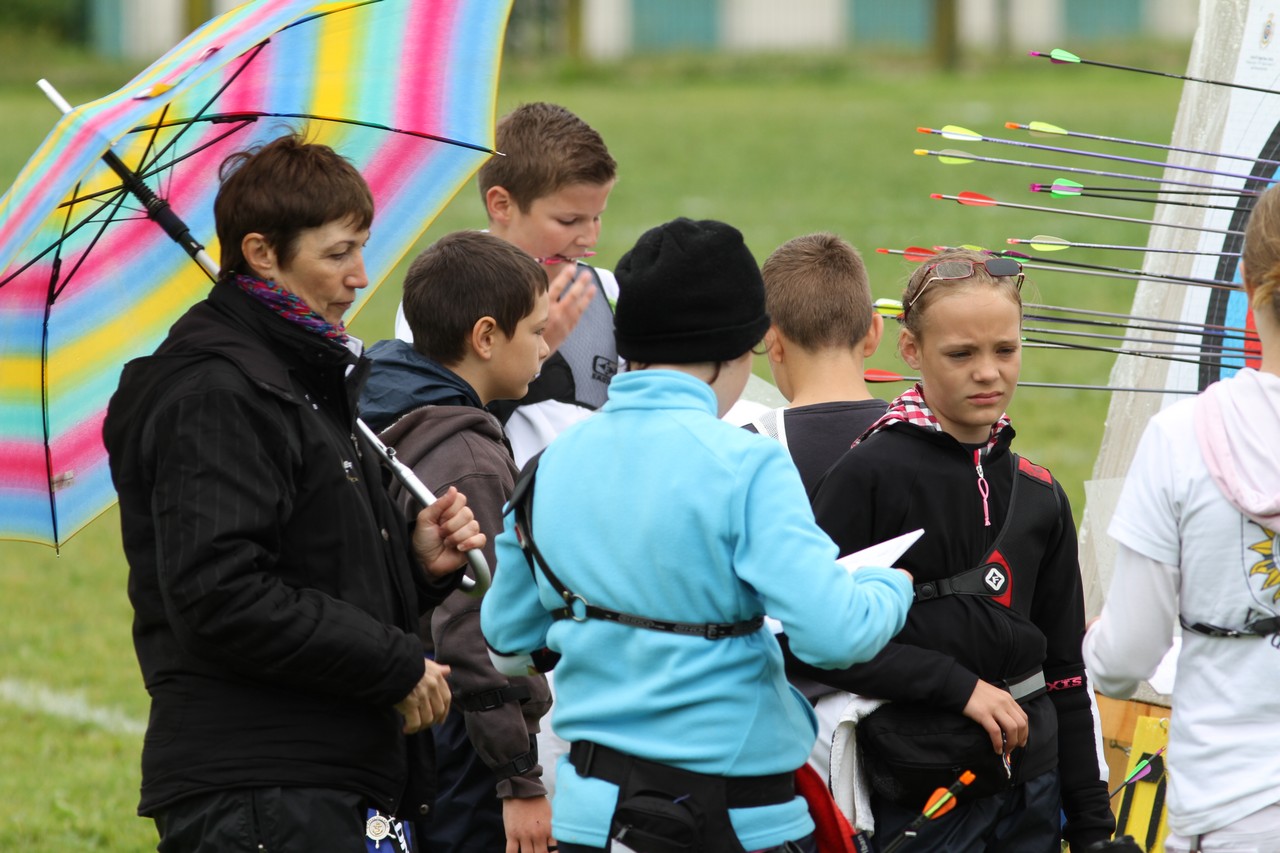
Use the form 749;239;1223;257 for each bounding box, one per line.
1026;302;1254;337
1008;121;1280;168
1007;237;1239;257
1025;338;1237;368
935;193;1244;236
924;127;1267;183
919;148;1261;194
1066;54;1280;97
1025;324;1255;355
866;370;1197;395
998;252;1237;289
1031;186;1239;213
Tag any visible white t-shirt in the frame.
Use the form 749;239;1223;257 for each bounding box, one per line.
1083;396;1280;837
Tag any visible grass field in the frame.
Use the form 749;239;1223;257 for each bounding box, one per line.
0;35;1186;850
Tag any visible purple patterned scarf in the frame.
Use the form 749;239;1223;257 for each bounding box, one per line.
234;273;347;343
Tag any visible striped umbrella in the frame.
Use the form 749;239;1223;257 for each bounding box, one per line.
0;0;513;547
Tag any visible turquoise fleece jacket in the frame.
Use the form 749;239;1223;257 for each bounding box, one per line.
481;370;913;849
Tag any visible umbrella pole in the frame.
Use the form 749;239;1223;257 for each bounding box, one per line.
38;79;219;280
356;421;491;595
37;80;490;594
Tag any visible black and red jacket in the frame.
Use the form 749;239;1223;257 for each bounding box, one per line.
798;422;1113;850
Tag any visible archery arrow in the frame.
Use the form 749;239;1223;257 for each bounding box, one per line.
1024;324;1255;357
878;770;976;853
1008;120;1280;168
876;296;1257;341
1007;234;1239;257
932;191;1244;237
876;245;1239;289
1029;48;1280;97
915;148;1253;194
1109;747;1166;799
1028;182;1238;213
996;249;1238;289
1035;182;1250;198
917;125;1268;184
863;367;1196;395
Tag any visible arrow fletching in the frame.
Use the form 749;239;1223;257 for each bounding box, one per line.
1050;178;1085;196
1049;47;1082;63
932;148;976;165
955;191;997;206
1026;235;1071;251
1028;120;1067;136
865;368;909;382
940;124;981;141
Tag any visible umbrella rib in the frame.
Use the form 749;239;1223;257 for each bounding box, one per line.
51;191;135;302
133;113;500;155
56;120;258;209
128;42;269;183
0;188;140;289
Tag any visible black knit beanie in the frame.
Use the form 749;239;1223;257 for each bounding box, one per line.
614;217;770;364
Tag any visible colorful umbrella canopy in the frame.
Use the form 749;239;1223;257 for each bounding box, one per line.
0;0;513;547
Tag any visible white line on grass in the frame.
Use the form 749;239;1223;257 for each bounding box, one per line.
0;678;145;735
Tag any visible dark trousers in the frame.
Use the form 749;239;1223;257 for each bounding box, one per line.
414;707;505;852
870;769;1062;853
153;786;389;853
558;833;818;853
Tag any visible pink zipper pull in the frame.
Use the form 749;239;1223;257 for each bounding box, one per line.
974;449;991;527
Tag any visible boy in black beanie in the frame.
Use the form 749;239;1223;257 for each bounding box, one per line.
481;217;914;852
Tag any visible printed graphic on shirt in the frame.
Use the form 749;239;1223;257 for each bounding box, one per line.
1246;522;1280;607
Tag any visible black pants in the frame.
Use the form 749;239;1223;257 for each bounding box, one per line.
413;706;506;851
153;786;399;853
558;833;818;853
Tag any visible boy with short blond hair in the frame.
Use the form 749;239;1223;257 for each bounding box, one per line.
363;230;555;852
396;101;620;468
749;232;889;782
752;232;886;494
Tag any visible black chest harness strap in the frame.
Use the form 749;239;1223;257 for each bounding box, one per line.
508;451;764;640
910;451;1052;609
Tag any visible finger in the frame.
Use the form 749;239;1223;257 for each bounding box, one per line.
571;271;597;306
429;685;450;725
985;720;1004;754
547;263;576;299
401;702;423;735
451;529;487;554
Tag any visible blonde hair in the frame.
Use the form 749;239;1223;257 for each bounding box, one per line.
900;248;1023;339
761;233;873;349
1243;183;1280;322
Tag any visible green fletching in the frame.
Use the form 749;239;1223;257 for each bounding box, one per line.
1050;48;1081;63
1050;179;1084;196
937;149;974;165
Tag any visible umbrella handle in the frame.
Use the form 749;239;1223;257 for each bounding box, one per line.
355;418;491;596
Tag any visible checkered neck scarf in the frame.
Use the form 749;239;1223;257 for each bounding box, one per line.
853;383;1012;451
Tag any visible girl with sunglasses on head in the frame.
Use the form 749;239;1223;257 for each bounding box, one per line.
803;249;1116;852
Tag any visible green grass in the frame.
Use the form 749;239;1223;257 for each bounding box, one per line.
0;44;1184;849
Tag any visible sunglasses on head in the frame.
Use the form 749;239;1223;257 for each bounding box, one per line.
905;257;1025;316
